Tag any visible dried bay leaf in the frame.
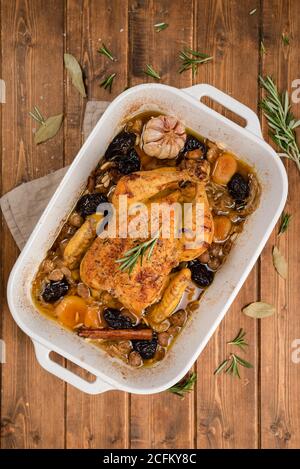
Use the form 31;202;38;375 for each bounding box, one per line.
242;302;275;319
34;114;63;144
64;53;86;97
272;246;288;279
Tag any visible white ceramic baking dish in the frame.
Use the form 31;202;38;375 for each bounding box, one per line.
7;84;288;394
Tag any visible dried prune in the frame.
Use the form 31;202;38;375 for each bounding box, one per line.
104;308;134;329
114;148;141;175
183;135;207;157
76;193;108;218
132;337;158;359
105;131;136;160
42;277;69;303
188;260;214;288
227;173;249;202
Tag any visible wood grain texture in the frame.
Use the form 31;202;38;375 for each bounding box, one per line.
195;0;260;449
1;0;300;449
128;0;195;449
64;0;129;449
260;0;300;449
0;0;3;448
0;0;65;448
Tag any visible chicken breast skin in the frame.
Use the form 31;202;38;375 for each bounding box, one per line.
80;167;214;317
80;236;179;317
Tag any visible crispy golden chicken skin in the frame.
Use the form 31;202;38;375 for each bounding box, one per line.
80;236;179;316
80;167;214;317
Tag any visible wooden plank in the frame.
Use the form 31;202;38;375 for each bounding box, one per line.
260;0;300;449
0;0;3;445
64;0;130;449
195;0;260;448
1;0;299;450
64;0;128;162
0;0;65;448
128;0;195;449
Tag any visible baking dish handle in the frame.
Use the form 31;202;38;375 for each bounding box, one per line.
182;84;263;138
33;341;114;394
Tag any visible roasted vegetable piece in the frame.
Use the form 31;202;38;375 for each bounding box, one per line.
128;351;143;367
170;309;187;327
76;193;108;219
126;118;143;136
188;260;214;287
103;308;134;329
157;332;170;347
55;295;87;328
186;149;203;160
147;268;191;325
42;277;69;303
141;115;186;159
227;173;250;202
114;148;141;174
106;340;132;361
183;135;207;157
84;305;101;328
236;173;260;215
213;215;232;242
212;153;238;185
132;337;158;359
69;212;83;227
63;214;102;269
105;131;136;160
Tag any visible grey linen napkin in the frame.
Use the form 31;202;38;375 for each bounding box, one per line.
0;100;110;250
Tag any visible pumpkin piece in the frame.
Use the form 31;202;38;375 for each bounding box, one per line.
55;295;87;328
84;305;102;328
147;268;191;325
212;152;238;185
213;216;232;242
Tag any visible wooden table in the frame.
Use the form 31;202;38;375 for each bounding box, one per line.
1;0;300;449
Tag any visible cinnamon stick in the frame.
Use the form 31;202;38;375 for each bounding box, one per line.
78;328;153;340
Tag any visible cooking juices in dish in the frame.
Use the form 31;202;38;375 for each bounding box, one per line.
32;113;261;368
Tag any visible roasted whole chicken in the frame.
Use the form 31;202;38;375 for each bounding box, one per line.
80;166;214;316
32;113;260;367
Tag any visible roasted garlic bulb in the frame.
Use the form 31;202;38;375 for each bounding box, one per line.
141;115;186;159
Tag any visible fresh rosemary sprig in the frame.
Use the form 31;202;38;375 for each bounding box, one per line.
278;211;292;235
214;359;229;375
144;64;161;80
179;47;213;76
154;22;169;32
214;329;253;378
227;328;248;351
29;106;45;125
98;43;116;61
214;354;253;378
168;372;197;398
116;235;159;274
100;73;116;93
260;75;300;173
282;33;290;46
260;40;266;55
